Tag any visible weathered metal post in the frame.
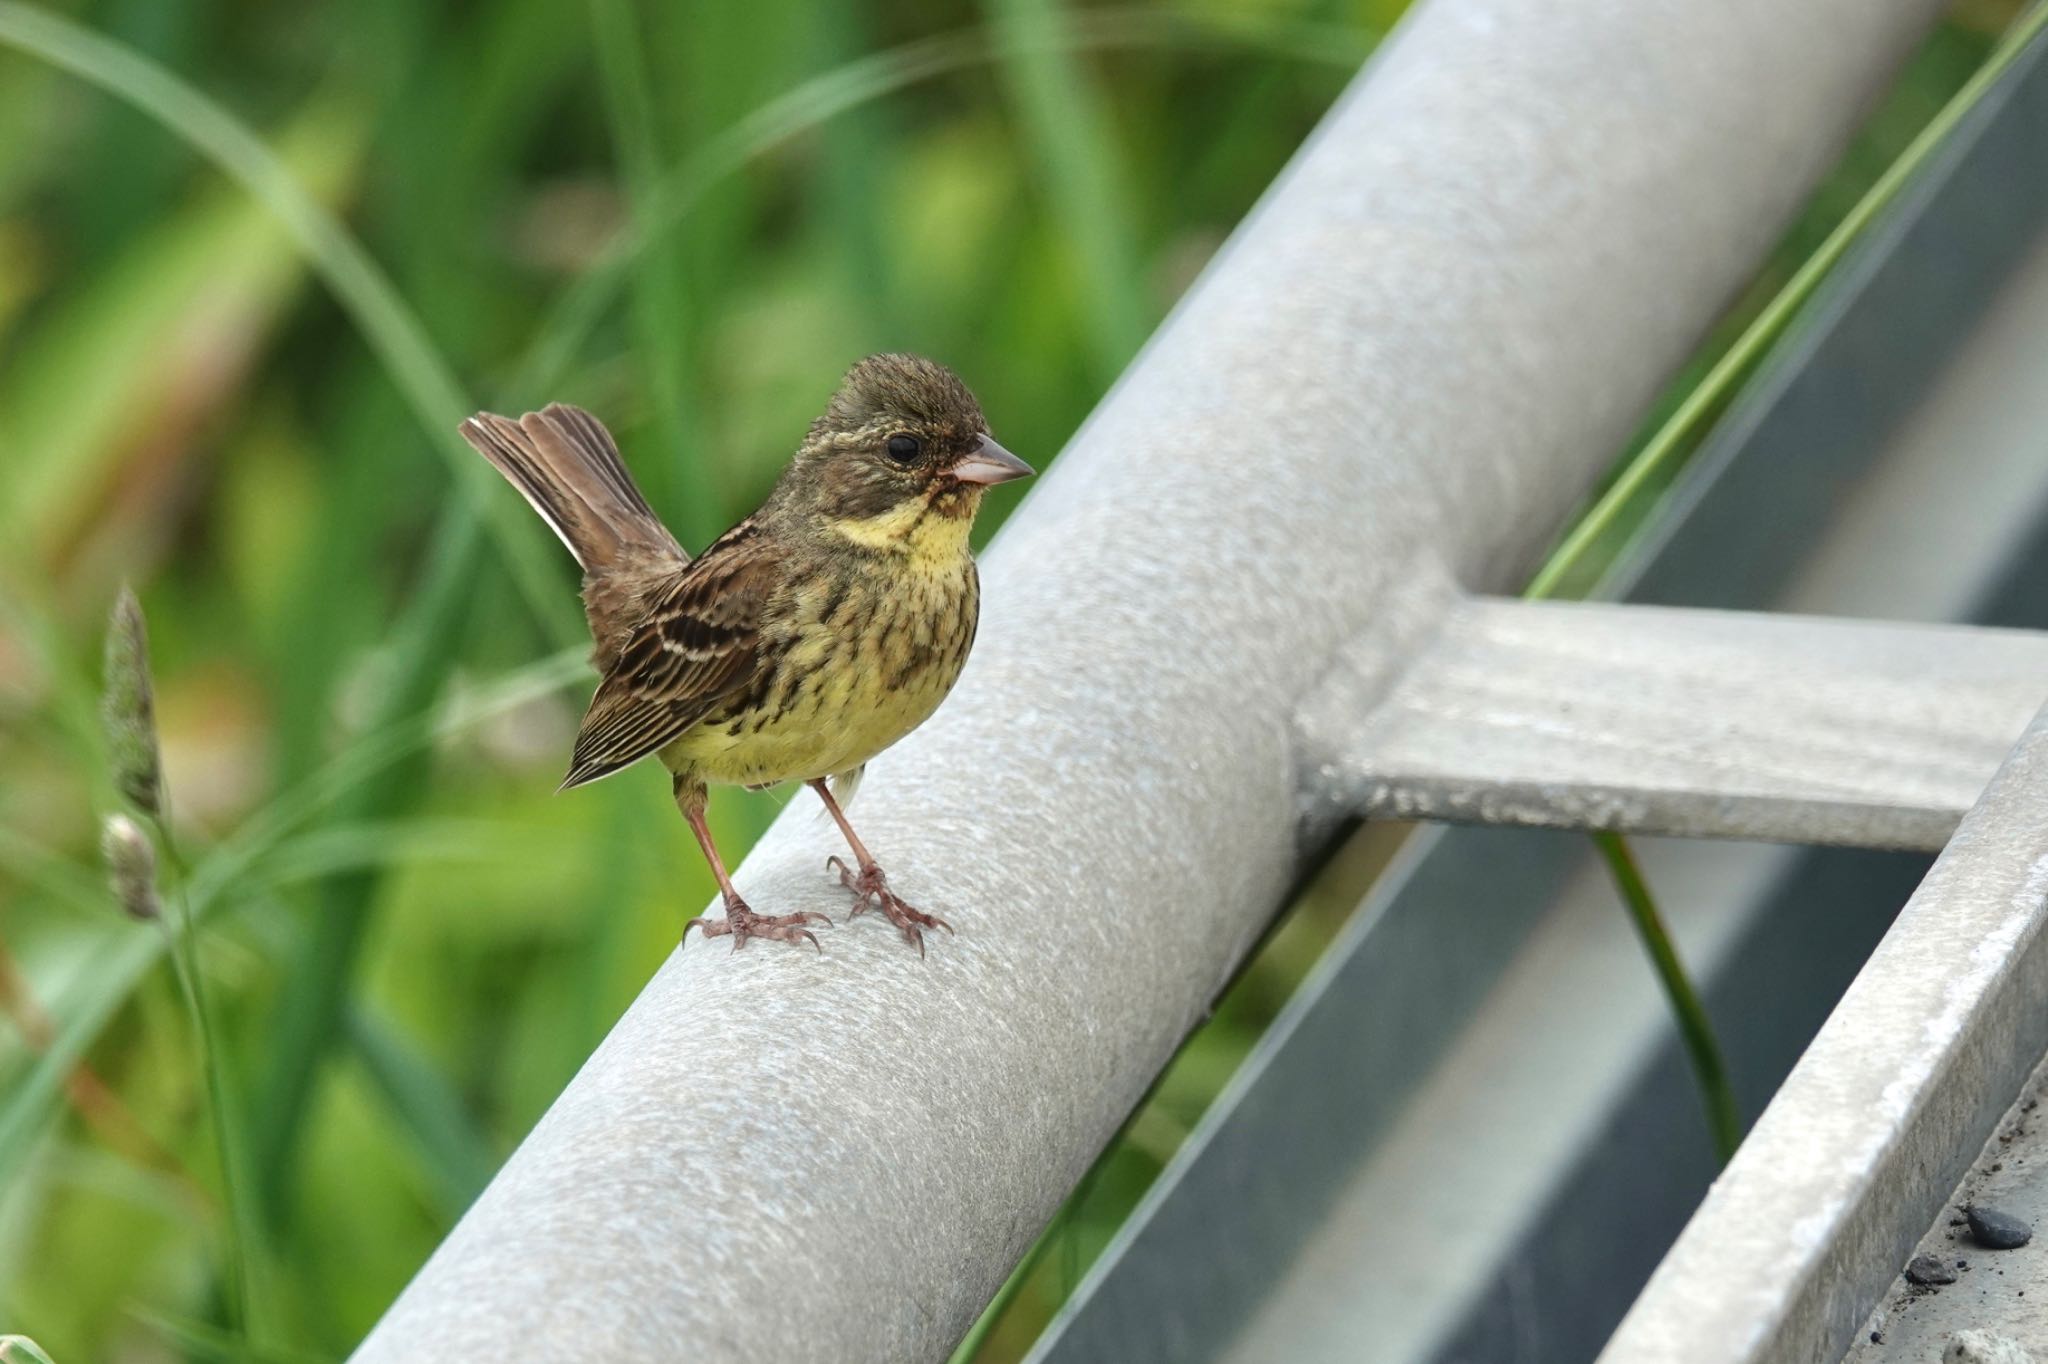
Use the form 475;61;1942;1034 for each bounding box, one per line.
353;1;1945;1358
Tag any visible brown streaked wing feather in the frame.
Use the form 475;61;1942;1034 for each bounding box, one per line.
560;520;783;788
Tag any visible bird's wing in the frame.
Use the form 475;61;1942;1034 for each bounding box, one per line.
560;519;783;788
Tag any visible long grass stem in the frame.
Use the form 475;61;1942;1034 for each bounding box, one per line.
1592;832;1740;1162
152;821;269;1345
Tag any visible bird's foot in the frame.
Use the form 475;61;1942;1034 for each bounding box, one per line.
827;856;952;956
684;899;831;952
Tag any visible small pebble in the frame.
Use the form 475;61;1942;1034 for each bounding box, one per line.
1870;1329;1883;1344
1946;1328;2034;1364
1908;1253;1958;1286
1967;1206;2033;1250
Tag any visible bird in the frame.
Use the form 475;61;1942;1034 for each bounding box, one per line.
458;354;1032;953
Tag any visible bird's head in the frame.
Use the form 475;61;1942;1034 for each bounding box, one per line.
785;354;1032;545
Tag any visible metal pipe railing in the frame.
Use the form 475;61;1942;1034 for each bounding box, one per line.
352;1;1946;1358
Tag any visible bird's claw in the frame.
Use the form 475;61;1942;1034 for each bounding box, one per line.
826;855;880;917
827;857;952;956
685;902;831;952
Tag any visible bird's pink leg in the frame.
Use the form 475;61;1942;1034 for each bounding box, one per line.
808;779;951;956
677;776;829;951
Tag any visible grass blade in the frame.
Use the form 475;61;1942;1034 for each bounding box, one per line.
982;0;1149;381
514;8;1372;396
0;108;353;562
0;646;584;1217
0;928;157;1200
0;1;577;645
125;1306;331;1364
346;1007;496;1220
585;0;723;544
245;509;494;1222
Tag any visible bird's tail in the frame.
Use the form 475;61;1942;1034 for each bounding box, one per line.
459;404;686;573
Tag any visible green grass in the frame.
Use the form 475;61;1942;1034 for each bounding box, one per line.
0;1336;59;1364
985;0;1150;379
0;1;2024;1360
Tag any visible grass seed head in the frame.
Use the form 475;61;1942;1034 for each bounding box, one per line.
101;585;163;817
100;812;161;922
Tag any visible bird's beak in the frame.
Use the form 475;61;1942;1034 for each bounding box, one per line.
950;433;1035;486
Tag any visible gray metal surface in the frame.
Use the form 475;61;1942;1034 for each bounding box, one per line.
1217;836;1924;1364
1602;701;2048;1363
350;1;1948;1359
1306;598;2048;851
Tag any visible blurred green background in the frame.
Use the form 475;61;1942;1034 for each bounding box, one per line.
0;0;2017;1360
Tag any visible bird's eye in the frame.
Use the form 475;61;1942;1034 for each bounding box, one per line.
886;433;921;464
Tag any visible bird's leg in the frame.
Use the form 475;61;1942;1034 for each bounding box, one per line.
676;775;829;951
808;778;952;956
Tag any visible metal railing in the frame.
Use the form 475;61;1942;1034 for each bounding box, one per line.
350;1;1972;1359
1039;18;2048;1363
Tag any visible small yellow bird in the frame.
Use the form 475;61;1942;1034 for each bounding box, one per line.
460;354;1031;952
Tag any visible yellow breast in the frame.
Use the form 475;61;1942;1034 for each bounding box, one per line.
663;506;980;790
